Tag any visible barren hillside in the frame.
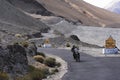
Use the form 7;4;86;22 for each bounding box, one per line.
6;0;120;27
36;0;120;27
6;0;53;16
0;0;49;35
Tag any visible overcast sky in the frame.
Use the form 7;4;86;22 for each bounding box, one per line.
83;0;114;8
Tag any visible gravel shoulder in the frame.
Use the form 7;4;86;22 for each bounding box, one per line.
43;54;68;80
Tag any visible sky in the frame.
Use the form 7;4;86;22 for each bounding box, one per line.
83;0;114;8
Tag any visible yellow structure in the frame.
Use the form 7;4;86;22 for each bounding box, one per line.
105;36;116;48
43;38;52;48
44;38;50;44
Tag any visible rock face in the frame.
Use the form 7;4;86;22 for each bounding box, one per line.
27;42;37;56
0;43;28;76
0;0;49;36
6;0;54;16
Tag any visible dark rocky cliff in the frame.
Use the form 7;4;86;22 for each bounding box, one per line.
0;43;28;77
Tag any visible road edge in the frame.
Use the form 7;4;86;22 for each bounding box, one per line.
43;54;68;80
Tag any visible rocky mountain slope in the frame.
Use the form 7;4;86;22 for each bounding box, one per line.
32;0;120;27
2;0;120;36
0;43;28;77
1;0;120;47
6;0;53;16
0;0;49;37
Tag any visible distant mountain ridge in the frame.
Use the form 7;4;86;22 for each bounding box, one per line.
105;0;120;14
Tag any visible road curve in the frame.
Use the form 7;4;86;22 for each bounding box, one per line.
38;48;120;80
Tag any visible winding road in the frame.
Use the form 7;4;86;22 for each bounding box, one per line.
38;48;120;80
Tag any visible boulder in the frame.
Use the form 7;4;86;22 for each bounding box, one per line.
27;42;37;56
0;43;28;77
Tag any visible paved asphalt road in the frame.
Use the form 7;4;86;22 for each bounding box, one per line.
38;48;120;80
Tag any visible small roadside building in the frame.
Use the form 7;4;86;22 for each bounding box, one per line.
103;36;118;54
43;38;52;48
